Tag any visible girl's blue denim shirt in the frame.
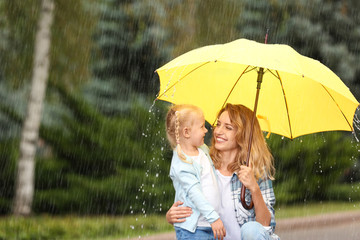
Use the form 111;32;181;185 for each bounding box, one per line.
170;144;219;233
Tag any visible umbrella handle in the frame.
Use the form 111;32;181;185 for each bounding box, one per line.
240;148;254;210
239;67;264;210
240;185;254;210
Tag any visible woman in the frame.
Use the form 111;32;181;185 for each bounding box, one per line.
166;104;279;240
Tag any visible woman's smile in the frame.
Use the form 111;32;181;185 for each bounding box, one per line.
215;136;226;143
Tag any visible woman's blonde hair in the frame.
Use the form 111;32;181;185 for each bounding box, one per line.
210;104;275;180
166;104;203;162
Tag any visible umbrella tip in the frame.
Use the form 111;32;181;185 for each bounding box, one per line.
265;28;270;44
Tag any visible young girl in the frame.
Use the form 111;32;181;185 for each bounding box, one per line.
167;104;279;240
166;104;226;240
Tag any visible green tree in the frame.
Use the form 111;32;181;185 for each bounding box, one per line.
162;0;242;56
268;132;357;204
237;0;360;98
33;84;173;214
0;0;39;87
0;0;97;215
86;0;171;116
13;0;55;216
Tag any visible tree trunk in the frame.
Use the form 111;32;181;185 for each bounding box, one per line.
12;0;54;216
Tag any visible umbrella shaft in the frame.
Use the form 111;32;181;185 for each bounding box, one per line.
240;67;264;210
245;67;264;166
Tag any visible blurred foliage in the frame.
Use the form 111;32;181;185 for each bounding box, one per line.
0;139;18;214
32;83;174;214
0;0;359;216
326;183;360;201
85;0;171;116
276;200;360;219
0;82;25;140
49;0;96;88
237;0;360;99
0;0;39;87
0;0;96;89
269;132;359;204
161;0;241;56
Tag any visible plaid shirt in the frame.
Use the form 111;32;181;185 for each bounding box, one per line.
230;173;280;240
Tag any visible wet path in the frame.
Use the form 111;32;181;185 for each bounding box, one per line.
278;220;360;239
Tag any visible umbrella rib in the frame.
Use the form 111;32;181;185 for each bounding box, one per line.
213;65;251;125
321;85;354;131
268;69;280;80
275;70;294;139
156;61;211;99
244;66;257;74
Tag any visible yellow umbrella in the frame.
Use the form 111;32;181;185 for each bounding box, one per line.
155;38;359;209
156;38;358;139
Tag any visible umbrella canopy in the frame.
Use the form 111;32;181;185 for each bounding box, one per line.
156;38;359;139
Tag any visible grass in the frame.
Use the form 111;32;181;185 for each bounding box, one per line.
0;214;172;240
275;201;360;219
1;201;360;239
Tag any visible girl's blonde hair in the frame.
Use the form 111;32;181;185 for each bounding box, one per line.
166;104;203;162
210;104;275;180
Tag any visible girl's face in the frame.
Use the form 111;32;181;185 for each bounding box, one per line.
188;113;208;147
213;111;238;153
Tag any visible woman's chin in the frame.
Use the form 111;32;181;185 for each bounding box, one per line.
214;142;225;150
215;142;237;152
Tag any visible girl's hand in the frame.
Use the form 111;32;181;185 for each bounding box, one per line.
238;165;258;193
211;218;226;240
166;201;193;224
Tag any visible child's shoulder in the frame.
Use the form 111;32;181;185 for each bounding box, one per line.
171;150;192;165
198;144;210;153
170;151;198;171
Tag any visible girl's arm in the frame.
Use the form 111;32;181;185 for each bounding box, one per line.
172;163;227;239
174;163;220;223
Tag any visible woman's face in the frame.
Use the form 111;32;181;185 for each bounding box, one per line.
213;111;238;153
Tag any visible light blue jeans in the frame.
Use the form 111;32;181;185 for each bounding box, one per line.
175;226;215;240
241;221;272;240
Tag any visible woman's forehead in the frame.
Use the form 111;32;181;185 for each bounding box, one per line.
218;111;233;124
219;111;229;120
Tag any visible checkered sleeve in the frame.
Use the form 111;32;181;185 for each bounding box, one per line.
258;178;277;230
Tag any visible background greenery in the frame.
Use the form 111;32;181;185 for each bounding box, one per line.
0;0;359;222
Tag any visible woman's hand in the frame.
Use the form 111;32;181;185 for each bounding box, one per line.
211;218;226;240
166;201;193;224
238;165;258;193
238;165;271;226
